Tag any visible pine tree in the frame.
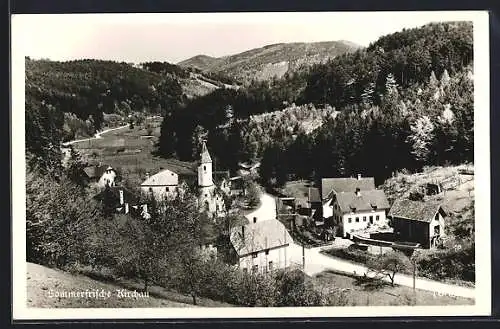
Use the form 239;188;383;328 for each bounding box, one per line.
441;69;451;85
361;82;375;105
429;70;438;87
385;73;398;94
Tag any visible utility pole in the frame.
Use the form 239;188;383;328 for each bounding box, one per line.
412;258;416;292
302;243;305;271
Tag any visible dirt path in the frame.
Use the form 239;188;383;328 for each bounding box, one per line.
62;124;129;147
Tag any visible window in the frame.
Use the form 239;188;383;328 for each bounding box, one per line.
242;268;248;274
205;193;208;197
166;187;169;192
252;252;258;258
363;216;367;222
268;261;273;271
203;165;206;171
149;187;153;193
355;217;359;223
369;216;373;222
265;249;269;255
376;215;380;221
348;218;352;223
252;265;258;273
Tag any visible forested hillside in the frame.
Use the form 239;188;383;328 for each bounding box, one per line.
158;21;474;185
25;58;238;176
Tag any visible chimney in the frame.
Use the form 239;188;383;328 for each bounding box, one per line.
357;173;361;180
253;217;257;224
145;172;150;180
355;188;361;197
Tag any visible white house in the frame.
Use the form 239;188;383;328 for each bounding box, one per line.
329;188;391;237
140;168;179;200
319;175;391;237
229;218;294;274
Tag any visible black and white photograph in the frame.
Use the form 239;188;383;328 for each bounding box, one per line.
11;11;490;319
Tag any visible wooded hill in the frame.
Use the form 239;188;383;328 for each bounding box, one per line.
159;21;473;185
178;41;361;84
24;58;239;175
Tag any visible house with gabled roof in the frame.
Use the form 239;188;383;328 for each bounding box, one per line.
388;199;447;249
319;174;391;237
229;218;293;274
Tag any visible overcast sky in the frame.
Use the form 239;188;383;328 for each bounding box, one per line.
12;11;476;64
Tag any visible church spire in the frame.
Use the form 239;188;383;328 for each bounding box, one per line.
200;140;212;164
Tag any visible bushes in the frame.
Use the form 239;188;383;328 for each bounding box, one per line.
326;245;372;264
415;243;475;282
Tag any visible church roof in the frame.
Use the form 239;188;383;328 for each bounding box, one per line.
200;141;212;164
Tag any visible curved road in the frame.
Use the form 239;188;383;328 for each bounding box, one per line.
244;192;277;222
248;192;476;299
62;124;129;146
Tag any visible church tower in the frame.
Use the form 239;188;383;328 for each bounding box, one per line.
198;140;215;213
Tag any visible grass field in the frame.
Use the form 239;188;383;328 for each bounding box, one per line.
313;270;474;306
72;123;196;186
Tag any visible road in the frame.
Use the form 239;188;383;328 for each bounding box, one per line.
245;192;277;223
250;193;476;299
61;124;129;146
301;247;475;299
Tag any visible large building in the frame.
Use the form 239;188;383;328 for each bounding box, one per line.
140;140;227;217
229;218;293;274
319;174;390;237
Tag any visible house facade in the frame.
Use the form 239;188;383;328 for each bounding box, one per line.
388;199;447;249
229;219;293;274
94;185;140;215
319;175;390;237
329;189;390;237
140;169;180;200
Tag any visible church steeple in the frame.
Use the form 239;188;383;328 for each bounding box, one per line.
200;140;212;164
198;139;213;188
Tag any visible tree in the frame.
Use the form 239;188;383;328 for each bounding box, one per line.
245;181;261;208
191;125;208;160
407;115;435;165
64;146;88;187
367;250;412;286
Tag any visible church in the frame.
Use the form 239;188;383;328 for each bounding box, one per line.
140;140;227;218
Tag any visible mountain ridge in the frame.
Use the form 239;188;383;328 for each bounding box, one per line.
177;40;363;83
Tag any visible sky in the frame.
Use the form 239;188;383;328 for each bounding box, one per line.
12;11;478;64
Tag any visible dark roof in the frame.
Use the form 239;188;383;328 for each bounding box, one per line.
230;220;292;257
334;190;390;213
94;186;140;205
308;187;321;203
388;199;445;223
321;177;375;200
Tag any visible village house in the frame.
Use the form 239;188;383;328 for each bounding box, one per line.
229;218;294;274
317;174;391;237
388;199;447;249
329;188;391;237
140;168;181;200
84;164;120;188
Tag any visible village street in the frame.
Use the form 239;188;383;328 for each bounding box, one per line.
245;192;277;222
248;192;475;300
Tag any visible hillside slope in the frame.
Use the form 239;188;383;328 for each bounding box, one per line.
178;41;361;83
26;262;192;308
